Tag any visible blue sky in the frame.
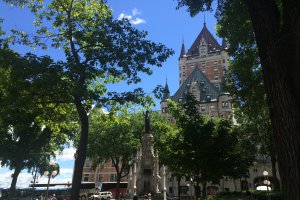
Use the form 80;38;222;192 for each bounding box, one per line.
0;0;221;188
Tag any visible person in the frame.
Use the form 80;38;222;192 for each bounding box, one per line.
143;194;148;200
244;190;254;200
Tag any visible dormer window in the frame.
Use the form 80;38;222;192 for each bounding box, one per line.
200;105;206;112
192;87;196;93
207;95;211;101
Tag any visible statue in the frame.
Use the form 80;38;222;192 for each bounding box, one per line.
144;110;151;133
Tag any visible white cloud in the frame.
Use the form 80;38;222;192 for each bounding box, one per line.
56;147;76;162
131;18;146;25
0;167;74;188
118;12;132;21
118;8;146;25
132;8;141;16
0;147;75;189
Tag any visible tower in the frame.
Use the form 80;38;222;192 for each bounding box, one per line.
161;21;232;119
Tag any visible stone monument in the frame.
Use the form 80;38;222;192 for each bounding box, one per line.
128;111;164;197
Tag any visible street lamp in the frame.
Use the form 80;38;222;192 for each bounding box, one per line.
263;170;270;200
44;161;58;199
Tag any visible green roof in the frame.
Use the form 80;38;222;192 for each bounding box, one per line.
171;68;220;103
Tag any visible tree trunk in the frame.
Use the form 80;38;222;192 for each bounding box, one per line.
270;152;280;191
244;0;300;199
194;183;200;200
116;174;121;200
8;164;22;200
201;182;206;197
70;97;89;200
177;176;181;200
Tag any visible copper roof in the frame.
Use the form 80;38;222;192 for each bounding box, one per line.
171;68;220;103
187;24;222;56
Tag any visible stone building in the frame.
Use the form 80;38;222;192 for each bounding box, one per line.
161;21;232;121
160;22;279;196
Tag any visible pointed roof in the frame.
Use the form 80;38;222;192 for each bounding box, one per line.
162;78;170;101
171;68;220;103
221;39;227;50
187;23;222;56
179;40;186;59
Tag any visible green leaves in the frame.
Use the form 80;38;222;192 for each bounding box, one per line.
163;94;255;188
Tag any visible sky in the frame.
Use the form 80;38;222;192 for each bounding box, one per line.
0;0;221;189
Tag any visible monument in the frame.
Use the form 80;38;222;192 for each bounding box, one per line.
128;111;165;197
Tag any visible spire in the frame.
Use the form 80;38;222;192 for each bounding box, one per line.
162;77;170;101
221;39;227;50
179;39;186;59
203;12;206;27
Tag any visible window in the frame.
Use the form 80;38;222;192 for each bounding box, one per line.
110;173;117;182
162;108;165;113
98;174;103;182
190;65;194;68
83;174;89;182
200;105;206;112
85;159;91;168
214;61;218;67
225;101;229;108
169;187;173;194
200;48;206;54
210;105;215;111
214;75;219;80
179;98;183;102
192;87;196;93
183;72;186;77
183;66;185;70
207;95;211;100
202;62;206;67
180;186;189;195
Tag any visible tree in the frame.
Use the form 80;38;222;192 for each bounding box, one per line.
87;107;176;199
3;0;174;198
165;94;255;197
176;1;300;199
0;49;77;199
215;0;280;190
87;108;140;199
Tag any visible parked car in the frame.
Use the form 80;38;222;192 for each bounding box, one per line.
88;191;112;200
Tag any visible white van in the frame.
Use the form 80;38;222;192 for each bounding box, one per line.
89;191;113;200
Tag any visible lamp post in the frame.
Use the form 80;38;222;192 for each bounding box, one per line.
263;170;270;200
44;161;58;199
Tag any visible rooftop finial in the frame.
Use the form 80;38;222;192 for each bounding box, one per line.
204;12;206;27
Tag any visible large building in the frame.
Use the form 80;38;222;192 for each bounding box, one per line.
160;22;278;196
161;21;232;120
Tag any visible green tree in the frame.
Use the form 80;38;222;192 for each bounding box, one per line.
0;49;77;199
87;108;176;199
215;0;280;190
87;108;140;199
3;0;173;198
175;1;300;199
166;94;255;197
